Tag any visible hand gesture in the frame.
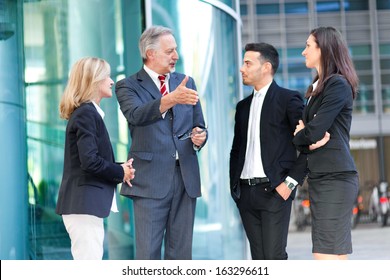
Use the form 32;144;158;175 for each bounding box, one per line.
121;158;135;186
171;76;199;105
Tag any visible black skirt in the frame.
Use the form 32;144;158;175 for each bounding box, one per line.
308;171;359;255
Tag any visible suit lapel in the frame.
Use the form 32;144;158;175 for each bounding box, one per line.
242;93;253;143
137;68;162;100
260;80;276;122
168;73;181;116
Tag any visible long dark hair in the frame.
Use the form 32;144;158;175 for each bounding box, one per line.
306;26;358;99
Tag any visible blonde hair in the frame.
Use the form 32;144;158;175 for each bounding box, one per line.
59;57;110;119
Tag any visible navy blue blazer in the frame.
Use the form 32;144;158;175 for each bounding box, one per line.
56;102;124;218
230;80;307;201
115;69;207;199
293;75;357;173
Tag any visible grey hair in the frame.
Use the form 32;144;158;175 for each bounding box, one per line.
139;25;174;62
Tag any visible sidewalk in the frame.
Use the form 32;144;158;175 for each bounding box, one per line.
287;224;390;260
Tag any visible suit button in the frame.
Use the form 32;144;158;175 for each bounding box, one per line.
172;154;175;158
265;188;268;191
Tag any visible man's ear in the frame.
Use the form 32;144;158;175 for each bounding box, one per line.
145;49;155;60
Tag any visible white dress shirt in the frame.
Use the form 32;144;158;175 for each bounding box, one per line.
240;82;271;179
92;101;118;213
144;65;170;118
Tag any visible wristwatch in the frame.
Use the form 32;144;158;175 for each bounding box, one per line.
284;179;296;191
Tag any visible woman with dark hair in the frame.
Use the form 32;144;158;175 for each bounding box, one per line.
293;27;359;260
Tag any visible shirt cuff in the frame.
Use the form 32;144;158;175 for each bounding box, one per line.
285;176;298;187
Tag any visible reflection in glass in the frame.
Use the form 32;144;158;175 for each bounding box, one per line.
152;0;245;259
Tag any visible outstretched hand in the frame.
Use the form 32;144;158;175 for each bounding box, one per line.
171;76;199;105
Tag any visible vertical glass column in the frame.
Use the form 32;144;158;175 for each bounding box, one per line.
149;0;245;259
0;0;28;259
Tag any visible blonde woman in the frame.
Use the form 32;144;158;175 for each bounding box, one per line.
56;57;135;260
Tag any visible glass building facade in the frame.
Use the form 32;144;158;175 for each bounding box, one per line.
240;0;390;210
0;0;245;259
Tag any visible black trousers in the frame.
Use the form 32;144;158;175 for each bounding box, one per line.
237;182;292;260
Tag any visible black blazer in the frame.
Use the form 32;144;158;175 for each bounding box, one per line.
230;80;307;201
293;75;357;173
56;102;124;218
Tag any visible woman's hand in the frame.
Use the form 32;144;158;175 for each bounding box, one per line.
309;132;330;150
294;120;305;136
122;158;135;186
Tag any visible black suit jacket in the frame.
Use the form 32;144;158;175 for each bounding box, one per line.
56;102;124;218
293;75;357;173
230;80;307;201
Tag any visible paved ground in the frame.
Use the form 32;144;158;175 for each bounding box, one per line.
287;222;390;260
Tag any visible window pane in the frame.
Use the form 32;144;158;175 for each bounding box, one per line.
240;4;248;15
350;45;371;56
316;1;341;12
256;4;279;15
285;3;308;14
380;44;390;55
354;87;375;113
377;0;390;10
380;59;390;70
354;59;372;70
383;86;390;113
287;48;304;58
344;0;369;11
153;0;245;260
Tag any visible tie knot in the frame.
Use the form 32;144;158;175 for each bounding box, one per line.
158;75;166;82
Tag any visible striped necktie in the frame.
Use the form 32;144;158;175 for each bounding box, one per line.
158;75;168;96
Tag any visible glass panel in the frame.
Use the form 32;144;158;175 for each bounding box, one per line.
219;0;235;8
256;4;279;15
316;1;341;12
284;2;308;14
383;86;390;113
23;0;138;260
359;74;373;85
287;74;312;97
354;59;372;71
152;0;245;259
349;45;371;56
380;58;390;70
383;72;390;82
379;44;390;55
240;4;248;15
287;48;304;58
377;0;390;10
287;61;309;73
344;0;369;11
354;86;375;114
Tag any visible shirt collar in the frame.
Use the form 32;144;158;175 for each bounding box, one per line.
92;101;105;119
253;81;272;97
143;65;170;83
312;80;319;92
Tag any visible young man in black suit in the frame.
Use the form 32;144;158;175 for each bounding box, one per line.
229;43;307;260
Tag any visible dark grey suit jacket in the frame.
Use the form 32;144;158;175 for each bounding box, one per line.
56;102;124;218
293;75;357;173
229;80;307;201
115;68;206;199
